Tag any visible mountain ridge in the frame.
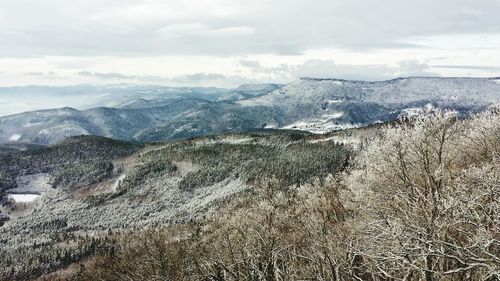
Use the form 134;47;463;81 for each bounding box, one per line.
0;77;499;144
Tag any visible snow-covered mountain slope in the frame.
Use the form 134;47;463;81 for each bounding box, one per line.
241;77;500;106
0;77;498;144
0;98;213;144
0;98;283;144
239;77;500;130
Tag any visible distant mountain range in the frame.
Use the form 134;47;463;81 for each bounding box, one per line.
0;83;283;116
0;77;499;144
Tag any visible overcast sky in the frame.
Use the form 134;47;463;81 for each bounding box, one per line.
1;0;500;87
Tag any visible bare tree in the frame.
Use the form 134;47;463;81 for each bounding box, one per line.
345;111;500;280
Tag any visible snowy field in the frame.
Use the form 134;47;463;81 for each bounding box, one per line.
7;194;40;203
6;173;51;203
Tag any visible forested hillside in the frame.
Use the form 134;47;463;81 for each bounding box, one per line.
68;110;499;281
0;130;350;280
0;136;143;203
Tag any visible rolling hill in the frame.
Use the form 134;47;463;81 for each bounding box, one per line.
0;77;499;144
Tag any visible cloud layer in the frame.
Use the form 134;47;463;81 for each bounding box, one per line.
2;0;500;56
0;0;499;86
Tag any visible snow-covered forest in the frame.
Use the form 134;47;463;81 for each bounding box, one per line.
0;109;498;280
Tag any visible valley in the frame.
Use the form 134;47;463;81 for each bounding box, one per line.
1;77;499;145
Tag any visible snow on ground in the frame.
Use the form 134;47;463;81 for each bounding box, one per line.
323;112;344;119
400;107;422;117
224;138;254;144
327;99;343;103
282;111;354;133
11;173;51;194
194;136;256;146
307;136;337;143
174;123;194;133
264;123;278;129
9;134;22;141
24;121;46;127
307;135;361;148
399;103;436;118
283;119;357;134
111;174;127;192
7;173;48;203
38;123;89;136
7;194;40;203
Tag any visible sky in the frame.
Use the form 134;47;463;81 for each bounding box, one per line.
1;0;500;87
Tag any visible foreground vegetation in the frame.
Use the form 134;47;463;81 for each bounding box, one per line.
73;110;499;281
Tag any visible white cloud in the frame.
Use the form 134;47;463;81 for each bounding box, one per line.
1;0;500;57
0;0;499;85
208;26;254;37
